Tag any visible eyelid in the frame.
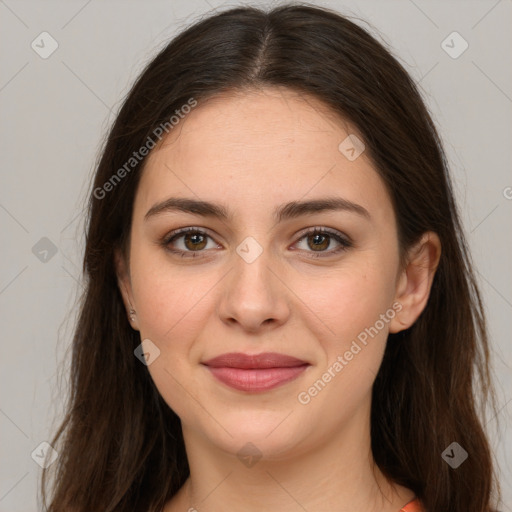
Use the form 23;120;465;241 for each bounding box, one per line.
294;225;352;244
163;226;219;245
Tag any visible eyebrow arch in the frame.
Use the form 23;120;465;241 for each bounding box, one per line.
144;196;371;224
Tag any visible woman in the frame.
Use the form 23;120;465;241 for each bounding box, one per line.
41;4;501;511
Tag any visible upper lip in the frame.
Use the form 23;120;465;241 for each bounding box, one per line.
202;352;309;369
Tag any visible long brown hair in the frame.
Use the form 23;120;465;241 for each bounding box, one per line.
41;3;501;511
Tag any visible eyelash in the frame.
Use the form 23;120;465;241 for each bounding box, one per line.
161;226;352;259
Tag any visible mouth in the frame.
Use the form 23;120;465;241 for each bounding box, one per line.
201;352;311;392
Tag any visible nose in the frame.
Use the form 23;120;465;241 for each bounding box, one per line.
216;244;291;334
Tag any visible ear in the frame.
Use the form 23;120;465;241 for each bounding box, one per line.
114;247;139;331
389;232;441;333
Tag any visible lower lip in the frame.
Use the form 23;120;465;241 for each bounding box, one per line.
204;365;309;392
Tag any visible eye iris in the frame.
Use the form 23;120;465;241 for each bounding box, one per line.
184;232;207;251
308;233;329;251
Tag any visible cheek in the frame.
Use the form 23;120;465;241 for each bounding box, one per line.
299;262;397;403
128;236;213;333
129;252;212;415
297;263;396;345
294;268;394;416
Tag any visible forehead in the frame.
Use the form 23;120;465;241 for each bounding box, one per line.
135;87;394;225
156;87;357;160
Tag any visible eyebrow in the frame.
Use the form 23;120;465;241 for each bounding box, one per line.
144;196;371;223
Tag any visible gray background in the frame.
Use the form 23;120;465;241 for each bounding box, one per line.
0;0;510;510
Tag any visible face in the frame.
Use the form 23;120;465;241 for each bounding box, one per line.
117;87;415;461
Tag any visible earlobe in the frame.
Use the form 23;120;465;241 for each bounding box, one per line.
114;248;139;331
389;232;441;334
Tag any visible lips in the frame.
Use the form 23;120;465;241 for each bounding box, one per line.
202;352;308;369
201;352;310;392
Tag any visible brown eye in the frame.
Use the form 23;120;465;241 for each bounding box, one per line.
163;228;217;257
182;232;208;251
307;232;330;251
162;226;351;259
294;227;351;258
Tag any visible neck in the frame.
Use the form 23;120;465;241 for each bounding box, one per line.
169;401;414;512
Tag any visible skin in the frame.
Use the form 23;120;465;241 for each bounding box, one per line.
116;86;441;512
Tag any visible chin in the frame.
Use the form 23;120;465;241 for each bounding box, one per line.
200;415;312;462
